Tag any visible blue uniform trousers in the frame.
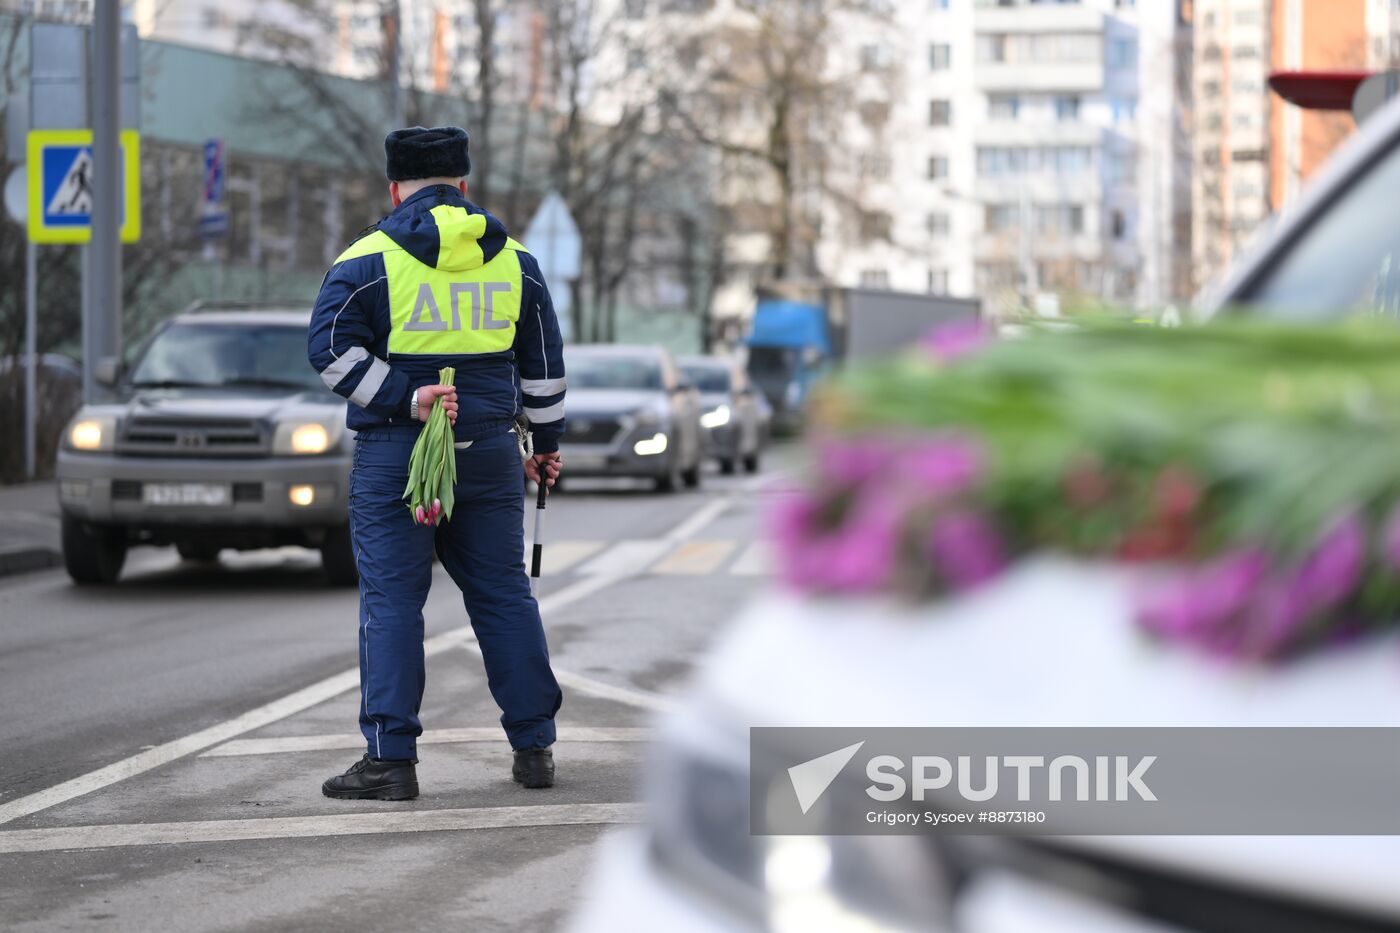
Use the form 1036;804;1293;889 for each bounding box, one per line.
348;424;562;759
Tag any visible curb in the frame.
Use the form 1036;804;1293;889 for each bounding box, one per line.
0;546;62;578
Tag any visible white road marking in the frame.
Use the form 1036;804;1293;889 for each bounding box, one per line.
574;539;673;576
729;542;771;576
0;803;645;854
523;539;606;574
202;726;652;758
651;540;737;576
0;567;640;828
665;496;731;541
0;485;745;829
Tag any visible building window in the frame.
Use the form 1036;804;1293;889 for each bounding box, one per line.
988;93;1020;120
1111;209;1127;240
861;44;893;71
861;269;891;288
1110;97;1136;123
860;211;893;241
931;0;950;9
928;211;950;235
928;268;950;293
625;0;647;17
1232;45;1259;59
1107;37;1137;68
928;155;949;180
930;43;951;69
985;204;1018;233
627;48;646;70
1054;95;1081;121
860;154;892;180
1035;204;1085;235
929;99;952;126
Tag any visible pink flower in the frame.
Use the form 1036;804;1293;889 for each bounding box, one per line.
1295;513;1365;614
818;438;891;487
910;436;983;499
922;319;988;363
927;509;1005;590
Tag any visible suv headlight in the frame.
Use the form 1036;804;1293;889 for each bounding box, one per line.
273;420;340;455
64;413;117;452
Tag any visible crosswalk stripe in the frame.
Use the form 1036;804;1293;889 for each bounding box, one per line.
574;539;674;576
524;539;607;574
729;542;771;576
651;540;737;575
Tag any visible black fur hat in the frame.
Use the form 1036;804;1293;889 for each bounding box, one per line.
384;126;471;181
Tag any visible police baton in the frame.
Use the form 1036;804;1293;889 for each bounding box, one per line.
530;461;549;598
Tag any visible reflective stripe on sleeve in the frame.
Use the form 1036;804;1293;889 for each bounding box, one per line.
521;376;566;396
319;346;369;389
524;399;565;423
349;357;392;407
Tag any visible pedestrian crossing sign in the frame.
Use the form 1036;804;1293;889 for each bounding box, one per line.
26;129;142;244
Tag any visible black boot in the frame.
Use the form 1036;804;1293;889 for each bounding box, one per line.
322;754;419;800
512;746;555;789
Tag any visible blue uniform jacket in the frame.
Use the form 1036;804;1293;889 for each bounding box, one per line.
307;185;566;452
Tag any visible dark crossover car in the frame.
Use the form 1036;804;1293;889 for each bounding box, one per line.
55;304;356;585
678;355;767;475
559;345;704;492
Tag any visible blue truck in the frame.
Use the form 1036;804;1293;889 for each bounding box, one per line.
744;286;980;430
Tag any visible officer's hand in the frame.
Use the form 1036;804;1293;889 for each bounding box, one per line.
415;384;458;424
525;452;562;488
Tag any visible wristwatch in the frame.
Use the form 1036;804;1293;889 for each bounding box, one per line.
410;390;420;421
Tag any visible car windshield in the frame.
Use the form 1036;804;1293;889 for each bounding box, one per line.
566;354;664;390
1240;140;1400;321
681;365;732;393
130;323;320;391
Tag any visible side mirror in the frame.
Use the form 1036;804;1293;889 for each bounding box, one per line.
93;356;122;387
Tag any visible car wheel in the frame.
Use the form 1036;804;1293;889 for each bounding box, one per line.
719;458;737;475
176;542;221;563
321;525;359;586
743;451;761;474
61;516;126;585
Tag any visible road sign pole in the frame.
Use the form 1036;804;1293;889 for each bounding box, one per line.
24;240;37;480
90;0;122;388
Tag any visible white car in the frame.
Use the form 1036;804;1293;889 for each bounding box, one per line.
570;94;1400;933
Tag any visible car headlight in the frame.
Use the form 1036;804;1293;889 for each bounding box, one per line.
634;433;668;456
273;421;339;455
646;729;954;932
700;405;731;429
65;413;117;452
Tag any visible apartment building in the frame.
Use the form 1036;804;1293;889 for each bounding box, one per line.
820;0;1193;313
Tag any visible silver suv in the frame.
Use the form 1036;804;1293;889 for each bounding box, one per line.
55;304;355;585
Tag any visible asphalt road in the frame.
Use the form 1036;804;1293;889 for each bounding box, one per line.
0;455;790;931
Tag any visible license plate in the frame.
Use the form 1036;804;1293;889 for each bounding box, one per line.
567;454;607;470
141;482;232;507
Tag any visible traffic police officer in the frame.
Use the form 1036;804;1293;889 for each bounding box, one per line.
309;126;566;798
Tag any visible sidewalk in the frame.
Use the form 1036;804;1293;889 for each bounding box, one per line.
0;480;61;577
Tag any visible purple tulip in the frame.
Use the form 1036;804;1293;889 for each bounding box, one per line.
910;436;983;499
927;509;1005;590
1295;513;1365;614
922;319;989;363
819;438;891;487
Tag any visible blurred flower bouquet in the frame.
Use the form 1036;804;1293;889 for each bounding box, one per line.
778;320;1400;661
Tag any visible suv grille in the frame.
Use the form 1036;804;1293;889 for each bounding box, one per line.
119;418;268;457
565;417;622;446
